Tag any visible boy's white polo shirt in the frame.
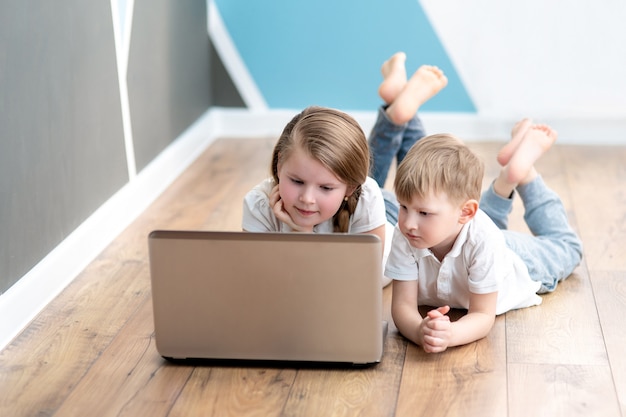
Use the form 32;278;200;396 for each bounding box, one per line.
385;209;542;315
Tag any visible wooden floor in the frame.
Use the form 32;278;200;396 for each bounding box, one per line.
1;136;625;417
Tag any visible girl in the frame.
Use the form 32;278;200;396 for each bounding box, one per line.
242;106;393;286
242;105;388;245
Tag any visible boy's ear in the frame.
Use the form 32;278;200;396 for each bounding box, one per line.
459;199;478;224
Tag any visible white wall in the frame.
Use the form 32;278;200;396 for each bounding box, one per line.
423;1;626;118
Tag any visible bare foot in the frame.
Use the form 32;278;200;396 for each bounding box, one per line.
378;52;407;104
497;118;532;166
504;124;557;184
386;65;448;125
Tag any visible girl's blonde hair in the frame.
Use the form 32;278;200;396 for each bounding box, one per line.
271;106;370;233
394;133;483;205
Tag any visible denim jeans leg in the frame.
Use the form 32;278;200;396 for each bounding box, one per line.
368;106;406;187
517;176;583;290
479;182;514;230
381;189;399;225
397;114;427;164
501;176;583;293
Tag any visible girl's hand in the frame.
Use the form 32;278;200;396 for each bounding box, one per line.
269;185;312;232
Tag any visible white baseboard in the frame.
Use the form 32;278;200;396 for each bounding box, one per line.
0;109;219;351
211;107;626;145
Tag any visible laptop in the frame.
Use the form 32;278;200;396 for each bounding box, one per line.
148;230;387;366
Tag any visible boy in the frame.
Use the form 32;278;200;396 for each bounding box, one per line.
385;123;583;353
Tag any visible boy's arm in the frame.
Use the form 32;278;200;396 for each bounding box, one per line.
392;280;498;352
391;280;425;345
445;291;497;349
391;281;451;353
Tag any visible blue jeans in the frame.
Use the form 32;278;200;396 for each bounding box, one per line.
480;176;583;293
368;105;427;188
381;189;399;225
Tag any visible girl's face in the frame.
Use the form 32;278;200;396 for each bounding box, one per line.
397;191;464;258
276;147;351;229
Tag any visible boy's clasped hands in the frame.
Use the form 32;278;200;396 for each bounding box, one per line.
420;305;452;353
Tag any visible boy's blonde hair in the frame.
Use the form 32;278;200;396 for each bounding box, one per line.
271;106;370;233
394;133;483;205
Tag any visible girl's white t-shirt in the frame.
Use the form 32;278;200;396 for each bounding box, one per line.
242;176;387;234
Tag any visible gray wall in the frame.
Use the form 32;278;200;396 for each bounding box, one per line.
0;0;239;295
210;40;245;108
128;0;213;171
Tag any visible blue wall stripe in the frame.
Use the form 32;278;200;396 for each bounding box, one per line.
214;0;475;112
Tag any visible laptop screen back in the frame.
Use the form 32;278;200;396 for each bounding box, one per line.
148;231;384;365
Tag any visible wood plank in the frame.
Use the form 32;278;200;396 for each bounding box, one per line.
281;333;406;417
52;298;192;417
505;266;607;365
169;366;297;417
199;137;276;231
561;145;626;271
508;363;620;417
395;314;507;417
139;137;274;234
161;136;274;232
590;270;626;416
0;260;149;417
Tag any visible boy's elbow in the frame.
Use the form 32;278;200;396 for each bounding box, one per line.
477;312;496;340
390;302;405;326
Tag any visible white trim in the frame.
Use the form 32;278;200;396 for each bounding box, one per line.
210;108;626;145
207;0;267;110
111;0;137;179
121;0;135;70
0;110;219;351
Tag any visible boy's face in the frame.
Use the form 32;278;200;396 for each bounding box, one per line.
397;191;465;256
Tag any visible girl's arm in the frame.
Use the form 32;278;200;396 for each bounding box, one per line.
363;224;386;257
268;184;313;232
